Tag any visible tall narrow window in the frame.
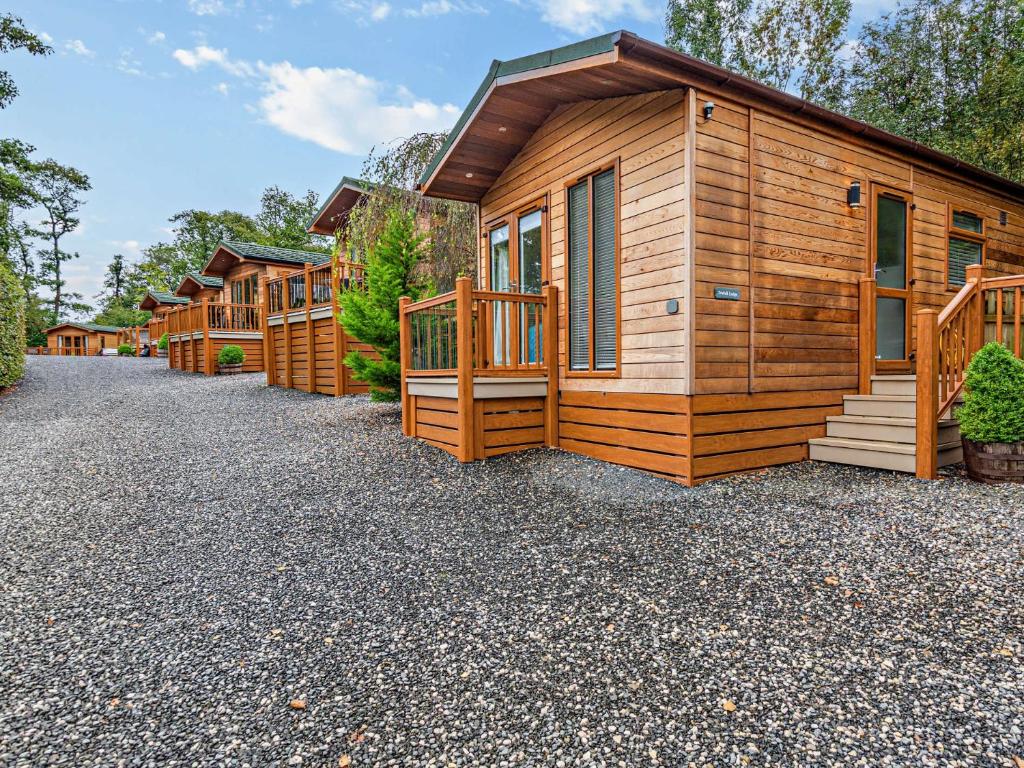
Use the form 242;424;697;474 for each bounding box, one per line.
947;208;984;288
567;167;617;372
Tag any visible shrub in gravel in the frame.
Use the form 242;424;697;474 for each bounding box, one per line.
0;258;26;388
157;332;168;351
217;344;245;365
117;343;134;356
958;341;1024;442
338;209;431;401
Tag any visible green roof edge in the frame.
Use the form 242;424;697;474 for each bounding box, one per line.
417;31;622;189
306;176;372;233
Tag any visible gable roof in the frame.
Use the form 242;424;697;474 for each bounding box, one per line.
307;176;372;235
139;289;190;311
201;240;332;277
176;271;224;297
419;30;1024;203
45;321;121;335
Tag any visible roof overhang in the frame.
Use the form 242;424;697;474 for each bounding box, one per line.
44;322;116;334
308;177;370;235
420;30;1024;203
140;292;187;311
201;243;247;278
175;275;209;298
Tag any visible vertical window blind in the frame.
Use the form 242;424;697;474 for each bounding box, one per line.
948;210;984;287
567;168;617;372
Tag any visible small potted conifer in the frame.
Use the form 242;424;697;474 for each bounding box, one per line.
957;342;1024;483
157;332;169;358
217;344;245;375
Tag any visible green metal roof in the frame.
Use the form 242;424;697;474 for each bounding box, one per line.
307;176;372;233
45;321;121;334
220;240;332;266
147;290;190;305
187;272;224;288
417;31;621;188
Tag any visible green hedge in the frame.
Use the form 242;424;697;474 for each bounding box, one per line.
957;342;1024;443
117;343;134;356
0;260;26;389
217;344;245;365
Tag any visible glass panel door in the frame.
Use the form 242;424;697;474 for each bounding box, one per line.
518;210;542;364
873;189;912;368
489;225;510;367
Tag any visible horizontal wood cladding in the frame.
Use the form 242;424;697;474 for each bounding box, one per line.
557;390;689;482
413;395;459;457
212;338;263;374
267;318;375;396
476;396;545;458
690;390;843;483
480;89;689;395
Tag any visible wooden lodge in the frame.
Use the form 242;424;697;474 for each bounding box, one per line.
44;322;121;356
162;241;328;375
138;289;191;354
257;176;378;396
400;31;1024;485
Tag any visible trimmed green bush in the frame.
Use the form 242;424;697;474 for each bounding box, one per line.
0;259;26;388
157;332;169;351
117;343;134;356
217;344;245;365
957;342;1024;443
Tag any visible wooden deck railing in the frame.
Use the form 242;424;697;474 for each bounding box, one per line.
401;280;553;376
399;276;559;461
165;300;262;335
265;260;365;316
916;264;1024;478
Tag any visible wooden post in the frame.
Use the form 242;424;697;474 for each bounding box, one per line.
965;263;985;357
455;278;475;462
858;277;876;395
915;309;939;480
303;263;315;393
261;276;274;386
543;284;559;448
399;296;413;436
201;298;213;375
333;263;346;397
282;272;293;389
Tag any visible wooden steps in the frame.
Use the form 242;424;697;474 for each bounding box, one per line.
809;375;962;473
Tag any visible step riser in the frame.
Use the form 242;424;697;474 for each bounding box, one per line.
844;400;916;419
809;443;916;473
827;422;960;445
871;381;917;396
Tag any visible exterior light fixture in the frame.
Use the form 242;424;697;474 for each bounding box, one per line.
498;126;507;133
847;180;862;208
703;101;714;121
465;172;474;179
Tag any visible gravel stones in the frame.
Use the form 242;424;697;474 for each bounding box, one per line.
0;357;1022;766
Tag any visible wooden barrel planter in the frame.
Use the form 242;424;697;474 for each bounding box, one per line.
962;438;1024;484
218;363;244;376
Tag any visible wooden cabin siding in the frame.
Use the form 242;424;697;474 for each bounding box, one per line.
266;317;373;396
479;89;690;396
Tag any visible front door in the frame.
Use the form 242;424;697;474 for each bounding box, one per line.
487;203;544;366
872;186;913;372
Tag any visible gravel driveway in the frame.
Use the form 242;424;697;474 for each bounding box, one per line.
1;356;1022;767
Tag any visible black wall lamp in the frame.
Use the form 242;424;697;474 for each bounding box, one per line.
847;180;862;208
703;101;715;121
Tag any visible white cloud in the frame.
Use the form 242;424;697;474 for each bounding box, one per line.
172;44;458;154
147;30;167;44
38;31;54;44
64;39;95;57
404;0;486;16
256;61;459;154
172;45;255;77
111;239;142;255
336;0;392;22
117;49;145;76
187;0;231;15
528;0;657;34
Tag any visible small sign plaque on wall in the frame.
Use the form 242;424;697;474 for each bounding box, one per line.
714;287;741;301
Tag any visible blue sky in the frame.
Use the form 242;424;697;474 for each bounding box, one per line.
5;0;889;311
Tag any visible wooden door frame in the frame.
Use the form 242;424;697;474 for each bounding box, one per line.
483;195;549;292
869;182;914;373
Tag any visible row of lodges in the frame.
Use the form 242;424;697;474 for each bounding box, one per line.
108;31;1024;485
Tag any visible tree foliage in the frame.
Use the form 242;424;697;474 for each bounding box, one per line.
344;132;476;293
0;14;52;109
339;210;431;402
0;257;25;387
957;342;1024;442
665;0;1024;182
665;0;852;105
